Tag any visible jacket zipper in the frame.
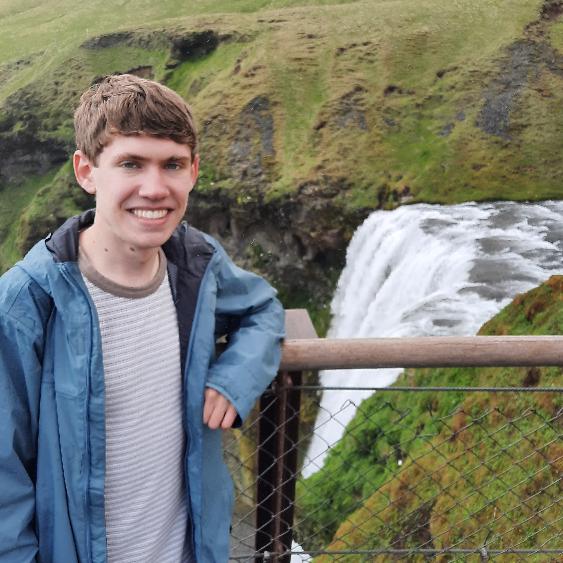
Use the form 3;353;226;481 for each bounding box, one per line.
61;264;97;563
182;253;215;561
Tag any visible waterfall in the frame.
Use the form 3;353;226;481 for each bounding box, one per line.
302;201;563;479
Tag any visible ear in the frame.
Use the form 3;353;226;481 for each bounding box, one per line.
73;150;97;195
189;153;200;191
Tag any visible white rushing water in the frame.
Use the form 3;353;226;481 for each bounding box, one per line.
302;201;563;479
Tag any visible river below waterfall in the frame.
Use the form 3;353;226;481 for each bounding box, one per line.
302;200;563;479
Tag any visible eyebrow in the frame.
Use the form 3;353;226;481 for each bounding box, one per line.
113;153;191;164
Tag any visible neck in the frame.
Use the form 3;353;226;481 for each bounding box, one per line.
79;226;160;288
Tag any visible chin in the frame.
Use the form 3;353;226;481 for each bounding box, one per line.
127;234;171;251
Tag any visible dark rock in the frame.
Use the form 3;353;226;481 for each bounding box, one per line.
476;40;550;138
313;119;327;131
81;32;134;49
257;19;287;24
523;367;541;387
545;47;563;77
187;77;206;97
377;184;389;207
298;181;339;198
125;65;154;79
187;176;363;300
540;0;563;21
229;96;276;186
170;30;219;62
0;135;68;187
0;54;40;84
81;30;170;51
435;66;458;80
242;64;265;78
476;6;563;139
384;84;403;96
438;122;454;137
0;84;71;186
336;86;368;130
0;55;90;192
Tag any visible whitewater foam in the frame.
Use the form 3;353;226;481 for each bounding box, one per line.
302;201;563;478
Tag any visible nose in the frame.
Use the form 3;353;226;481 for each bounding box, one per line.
137;165;169;199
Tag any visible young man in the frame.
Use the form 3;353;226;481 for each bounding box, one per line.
0;74;285;562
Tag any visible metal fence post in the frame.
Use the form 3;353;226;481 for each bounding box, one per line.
255;310;318;562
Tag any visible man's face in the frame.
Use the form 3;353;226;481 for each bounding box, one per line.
74;134;199;257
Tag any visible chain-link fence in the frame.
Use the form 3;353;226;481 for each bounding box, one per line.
226;370;562;561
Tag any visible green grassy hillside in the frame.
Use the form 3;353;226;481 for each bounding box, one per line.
0;0;561;297
296;275;562;559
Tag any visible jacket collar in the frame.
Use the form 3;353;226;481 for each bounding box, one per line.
45;209;96;263
44;209;214;272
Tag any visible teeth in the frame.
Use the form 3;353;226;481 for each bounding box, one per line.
132;209;168;219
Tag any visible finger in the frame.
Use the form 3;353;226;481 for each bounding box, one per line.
203;388;225;425
221;405;238;429
207;396;229;430
203;388;219;425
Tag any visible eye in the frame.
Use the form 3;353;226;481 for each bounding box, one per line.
164;161;182;170
120;160;139;169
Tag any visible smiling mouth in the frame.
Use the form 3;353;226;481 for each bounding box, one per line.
131;209;169;219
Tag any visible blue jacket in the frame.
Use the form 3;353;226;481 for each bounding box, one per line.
0;211;285;562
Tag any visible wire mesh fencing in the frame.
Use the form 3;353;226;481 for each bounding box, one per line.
225;369;562;562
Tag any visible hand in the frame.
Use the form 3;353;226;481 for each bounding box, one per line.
203;388;238;429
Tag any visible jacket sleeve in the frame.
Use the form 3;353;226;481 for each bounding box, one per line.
204;241;285;424
0;279;44;562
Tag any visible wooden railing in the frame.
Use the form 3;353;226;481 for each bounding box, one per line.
281;335;563;370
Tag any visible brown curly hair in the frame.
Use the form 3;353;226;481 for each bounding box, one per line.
74;74;198;163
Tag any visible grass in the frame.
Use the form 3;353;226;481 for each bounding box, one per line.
296;276;563;556
0;171;57;271
0;0;357;68
166;40;248;106
83;46;170;79
551;19;563;51
7;161;93;273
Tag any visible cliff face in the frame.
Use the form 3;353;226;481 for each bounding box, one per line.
0;0;561;306
191;180;368;305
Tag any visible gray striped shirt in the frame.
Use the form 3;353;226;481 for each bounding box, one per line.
80;250;192;562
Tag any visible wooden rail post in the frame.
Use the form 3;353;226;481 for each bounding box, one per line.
255;310;318;562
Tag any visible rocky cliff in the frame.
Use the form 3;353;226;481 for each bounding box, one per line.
0;0;561;316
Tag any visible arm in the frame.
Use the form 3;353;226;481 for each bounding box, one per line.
204;241;285;426
0;279;44;562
